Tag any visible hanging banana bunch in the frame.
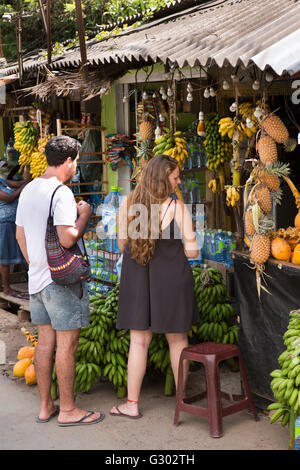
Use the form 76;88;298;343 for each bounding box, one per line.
14;121;38;168
225;185;240;207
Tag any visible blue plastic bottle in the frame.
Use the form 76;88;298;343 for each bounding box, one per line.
102;186;122;253
215;230;225;263
225;231;236;268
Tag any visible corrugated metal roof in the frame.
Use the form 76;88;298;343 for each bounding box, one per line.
4;0;300;76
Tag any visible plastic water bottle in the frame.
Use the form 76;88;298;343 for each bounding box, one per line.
226;231;236;268
102;186;122;253
215;230;226;263
191;176;201;204
71;167;81;194
295;416;300;450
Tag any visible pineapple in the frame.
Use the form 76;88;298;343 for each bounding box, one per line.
244;207;256;237
255;184;272;214
250;233;271;265
139;114;154;141
261;114;297;152
136;139;154;160
256;162;290;192
257;135;278;166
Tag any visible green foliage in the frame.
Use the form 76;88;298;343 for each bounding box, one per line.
1;0;177;62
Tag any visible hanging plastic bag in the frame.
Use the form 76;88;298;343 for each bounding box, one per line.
80;129;102;182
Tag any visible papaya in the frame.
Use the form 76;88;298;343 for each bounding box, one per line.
13;358;32;378
17;346;35;361
271;237;291;262
24;364;37;385
291;244;300;265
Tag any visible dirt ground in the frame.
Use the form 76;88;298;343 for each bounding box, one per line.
0;307;291;452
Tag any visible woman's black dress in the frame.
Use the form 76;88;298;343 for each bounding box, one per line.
116;199;199;333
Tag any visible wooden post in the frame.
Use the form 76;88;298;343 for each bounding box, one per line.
74;0;87;66
101;128;108;195
56;118;62;136
46;0;52;65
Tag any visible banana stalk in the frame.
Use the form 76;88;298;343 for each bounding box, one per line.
284;177;300;210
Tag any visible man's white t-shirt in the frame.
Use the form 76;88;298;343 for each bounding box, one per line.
16;177;77;295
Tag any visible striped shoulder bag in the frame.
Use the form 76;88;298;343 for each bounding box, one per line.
45;184;91;285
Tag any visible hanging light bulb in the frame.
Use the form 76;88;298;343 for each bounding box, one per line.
246;117;253;128
254;106;264;119
209;87;216;97
187;82;193;92
159;113;165;122
223;80;230;90
203;88;210;98
122;95;128;103
231;74;239;83
230;102;237;112
186;92;193;102
155;125;161;139
265;72;273;83
142;91;148;100
167;87;173;97
159;86;165;95
252;80;260;90
100;87;107;94
152;91;157;98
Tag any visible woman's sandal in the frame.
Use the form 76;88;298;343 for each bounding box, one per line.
109;399;143;419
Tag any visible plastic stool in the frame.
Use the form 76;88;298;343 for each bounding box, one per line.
174;342;259;438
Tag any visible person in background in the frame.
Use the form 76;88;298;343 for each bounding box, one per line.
15;136;104;427
110;154;199;419
0;164;29;299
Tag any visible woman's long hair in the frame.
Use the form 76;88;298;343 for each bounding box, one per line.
125;155;178;266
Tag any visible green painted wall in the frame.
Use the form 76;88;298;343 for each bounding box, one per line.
101;84;118;190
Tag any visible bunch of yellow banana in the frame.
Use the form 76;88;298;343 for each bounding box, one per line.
153;129;188;169
218;117;237;139
30;134;54;179
208;178;219;194
237;120;257;138
239;102;255;119
14;121;38;168
226;185;240;207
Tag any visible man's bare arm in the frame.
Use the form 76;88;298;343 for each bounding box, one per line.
16;226;29;264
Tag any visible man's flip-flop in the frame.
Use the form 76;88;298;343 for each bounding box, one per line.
57;411;105;427
36;406;60;423
109;406;143;419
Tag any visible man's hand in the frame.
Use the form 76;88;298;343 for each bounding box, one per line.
76;200;92;218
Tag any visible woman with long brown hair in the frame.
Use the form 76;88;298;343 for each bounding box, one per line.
110;155;199;419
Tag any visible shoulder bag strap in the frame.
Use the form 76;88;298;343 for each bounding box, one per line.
48;184;64;218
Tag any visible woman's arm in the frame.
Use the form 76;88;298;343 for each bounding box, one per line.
0;185;24;203
117;196;128;253
175;199;199;258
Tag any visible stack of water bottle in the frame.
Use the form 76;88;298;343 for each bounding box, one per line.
179;175;201;204
202;229;236;268
86;186;123;293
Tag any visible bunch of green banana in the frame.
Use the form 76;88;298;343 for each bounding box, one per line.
192;266;238;344
204;114;233;172
148;333;174;396
102;328;129;398
152;129;188;169
268;309;300;427
74;362;102;394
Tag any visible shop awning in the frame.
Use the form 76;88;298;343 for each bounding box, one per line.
251;29;300;76
3;0;300;76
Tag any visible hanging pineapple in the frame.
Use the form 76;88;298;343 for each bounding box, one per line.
139;113;155;141
261;114;296;152
257;135;278;166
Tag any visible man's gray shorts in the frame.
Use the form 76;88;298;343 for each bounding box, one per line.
29;281;90;330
